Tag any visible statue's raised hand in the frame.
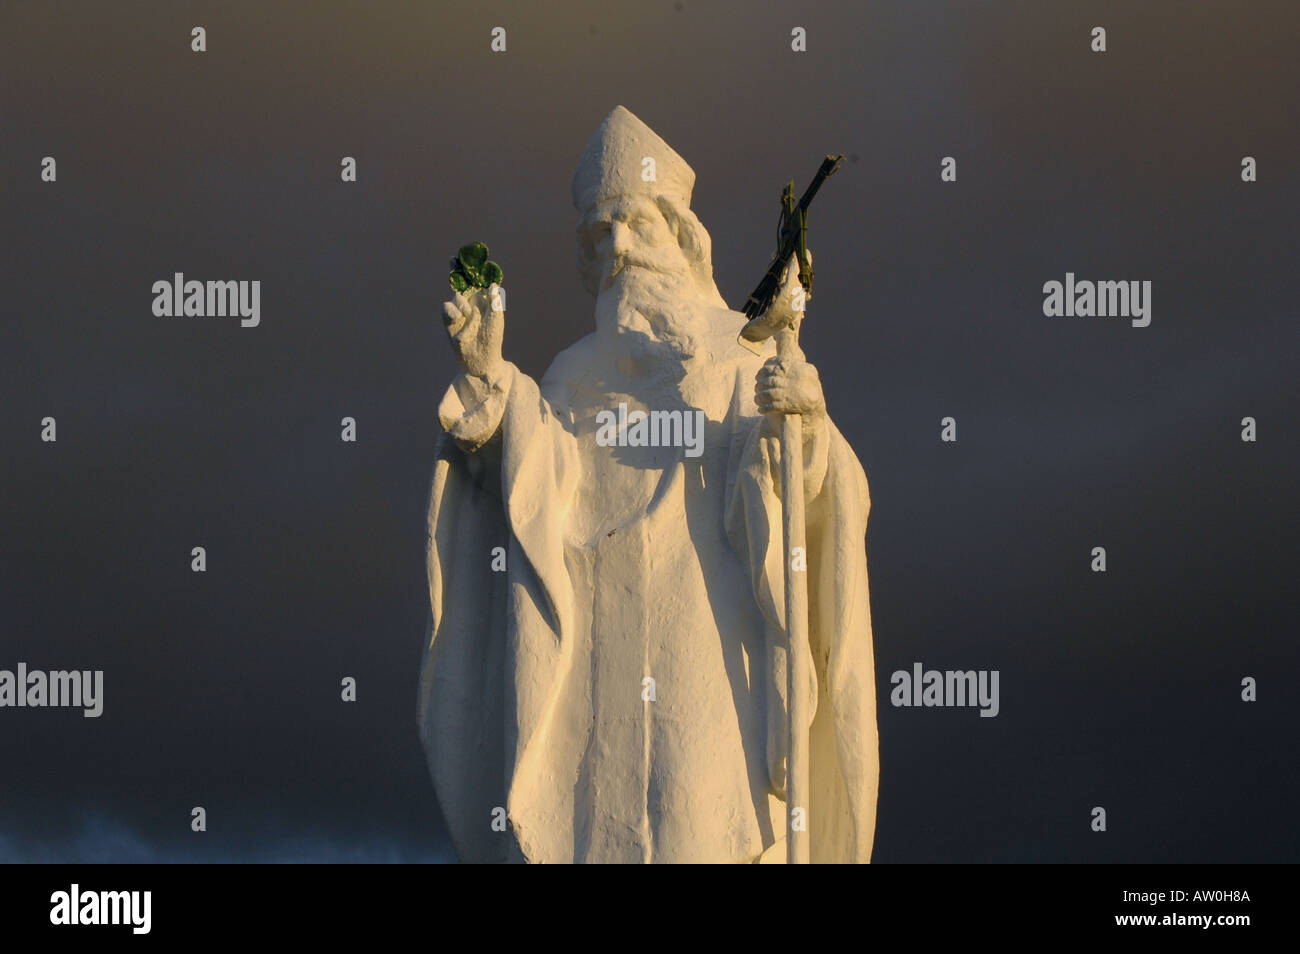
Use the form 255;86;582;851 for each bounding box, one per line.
443;283;505;381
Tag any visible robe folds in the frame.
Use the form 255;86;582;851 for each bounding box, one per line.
417;319;878;863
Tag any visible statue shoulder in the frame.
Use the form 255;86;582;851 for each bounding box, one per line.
539;331;599;392
699;306;772;372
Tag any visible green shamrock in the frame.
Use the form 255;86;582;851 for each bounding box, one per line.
449;242;504;293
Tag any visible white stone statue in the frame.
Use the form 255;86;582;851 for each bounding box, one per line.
418;105;878;863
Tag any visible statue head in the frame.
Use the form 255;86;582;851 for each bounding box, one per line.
572;107;727;309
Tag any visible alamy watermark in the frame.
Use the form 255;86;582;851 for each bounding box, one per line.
890;662;999;717
0;663;103;717
50;884;150;934
595;402;705;458
152;273;260;327
1042;272;1151;327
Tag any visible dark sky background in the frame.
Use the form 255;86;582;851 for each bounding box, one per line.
2;0;1296;862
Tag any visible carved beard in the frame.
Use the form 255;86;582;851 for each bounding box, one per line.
594;258;704;377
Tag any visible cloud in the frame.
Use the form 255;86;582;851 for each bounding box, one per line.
0;813;454;864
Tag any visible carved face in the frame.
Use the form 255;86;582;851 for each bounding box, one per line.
578;196;692;294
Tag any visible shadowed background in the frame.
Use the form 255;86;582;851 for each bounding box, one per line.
1;0;1296;862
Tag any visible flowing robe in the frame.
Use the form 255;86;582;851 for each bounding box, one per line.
417;308;878;863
